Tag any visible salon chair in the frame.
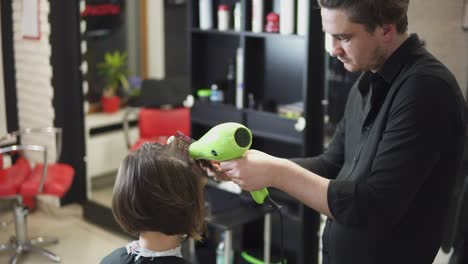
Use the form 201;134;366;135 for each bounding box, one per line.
0;127;75;263
123;78;191;151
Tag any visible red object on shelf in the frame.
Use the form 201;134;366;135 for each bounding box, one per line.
218;4;229;11
265;12;280;33
101;95;121;113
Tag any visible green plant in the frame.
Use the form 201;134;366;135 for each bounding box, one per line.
98;50;129;97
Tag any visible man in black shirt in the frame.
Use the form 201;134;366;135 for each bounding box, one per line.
219;0;466;263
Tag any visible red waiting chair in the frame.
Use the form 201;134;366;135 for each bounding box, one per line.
123;107;191;151
0;127;75;263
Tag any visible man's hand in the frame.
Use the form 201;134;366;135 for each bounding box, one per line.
209;162;231;181
219;149;284;191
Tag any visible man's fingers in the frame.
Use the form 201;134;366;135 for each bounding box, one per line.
219;161;236;170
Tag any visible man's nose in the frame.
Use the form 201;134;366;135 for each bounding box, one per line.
329;39;343;57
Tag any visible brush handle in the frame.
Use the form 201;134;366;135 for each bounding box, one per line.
251;188;269;204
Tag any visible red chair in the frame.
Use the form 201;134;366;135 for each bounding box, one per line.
0;127;75;263
123;107;191;151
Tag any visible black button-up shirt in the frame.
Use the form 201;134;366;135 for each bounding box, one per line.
293;34;466;263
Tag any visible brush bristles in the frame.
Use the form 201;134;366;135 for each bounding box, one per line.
170;131;226;180
172;131;194;154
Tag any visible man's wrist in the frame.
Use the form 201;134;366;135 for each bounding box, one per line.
270;157;291;188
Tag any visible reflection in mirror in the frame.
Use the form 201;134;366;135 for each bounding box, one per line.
81;0;188;208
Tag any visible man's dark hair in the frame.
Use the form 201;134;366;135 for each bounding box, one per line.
112;142;209;240
317;0;409;33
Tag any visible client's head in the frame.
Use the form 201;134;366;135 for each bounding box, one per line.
112;142;207;240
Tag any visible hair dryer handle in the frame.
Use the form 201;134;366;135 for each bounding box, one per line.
250;188;269;204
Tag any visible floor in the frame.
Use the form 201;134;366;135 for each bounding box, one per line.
0;203;130;264
0;172;454;264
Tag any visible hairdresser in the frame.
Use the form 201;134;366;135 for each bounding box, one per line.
219;0;466;263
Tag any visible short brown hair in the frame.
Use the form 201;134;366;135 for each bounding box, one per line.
112;142;208;240
317;0;409;34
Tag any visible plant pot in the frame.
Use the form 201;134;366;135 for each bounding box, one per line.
101;95;121;113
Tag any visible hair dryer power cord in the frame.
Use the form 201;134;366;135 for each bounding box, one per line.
266;196;285;264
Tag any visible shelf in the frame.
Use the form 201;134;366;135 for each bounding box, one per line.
85;107;138;131
191;28;241;36
191;29;305;40
246;110;303;145
191;101;243;127
243;31;305;40
188;3;325;263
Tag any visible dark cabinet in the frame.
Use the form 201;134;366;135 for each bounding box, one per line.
188;1;325;263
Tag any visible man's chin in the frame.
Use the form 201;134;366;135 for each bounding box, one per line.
343;63;359;72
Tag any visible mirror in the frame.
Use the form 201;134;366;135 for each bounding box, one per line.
81;0;188;207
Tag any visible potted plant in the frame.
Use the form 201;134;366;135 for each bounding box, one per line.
98;50;129;113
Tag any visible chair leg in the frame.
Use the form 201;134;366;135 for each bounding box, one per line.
9;244;24;264
0;203;62;263
13;205;28;243
29;244;61;262
9;252;20;264
30;236;59;247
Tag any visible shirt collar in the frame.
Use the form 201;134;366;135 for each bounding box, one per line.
126;240;183;261
357;34;423;97
377;33;423;85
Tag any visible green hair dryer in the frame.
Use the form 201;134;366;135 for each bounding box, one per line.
189;122;269;204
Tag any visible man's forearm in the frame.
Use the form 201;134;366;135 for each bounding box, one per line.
272;158;334;219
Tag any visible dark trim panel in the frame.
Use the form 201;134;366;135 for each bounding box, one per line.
1;0;18;132
83;201;133;237
49;0;86;204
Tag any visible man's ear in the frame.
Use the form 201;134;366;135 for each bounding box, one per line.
381;24;396;41
382;24;395;36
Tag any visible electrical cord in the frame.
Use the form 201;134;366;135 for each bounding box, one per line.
266;196;285;264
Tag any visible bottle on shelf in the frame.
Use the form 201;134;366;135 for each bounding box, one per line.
235;48;244;109
199;0;213;30
210;84;224;103
280;0;295;34
216;235;224;264
252;0;263;33
265;12;280;33
216;232;233;264
234;2;242;31
297;0;308;36
217;4;230;31
225;59;236;105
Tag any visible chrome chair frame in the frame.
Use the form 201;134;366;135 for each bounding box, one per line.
0;139;61;263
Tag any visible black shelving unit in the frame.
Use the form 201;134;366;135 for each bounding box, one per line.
188;1;325;264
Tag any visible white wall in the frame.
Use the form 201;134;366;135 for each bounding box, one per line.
0;2;7;136
408;0;467;98
146;0;165;79
12;0;56;161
